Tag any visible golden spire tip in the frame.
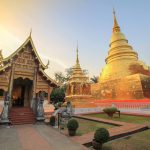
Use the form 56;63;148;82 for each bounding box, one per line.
113;7;115;16
112;8;120;33
76;40;79;64
30;28;32;36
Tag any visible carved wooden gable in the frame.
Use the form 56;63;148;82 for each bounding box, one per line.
13;42;37;80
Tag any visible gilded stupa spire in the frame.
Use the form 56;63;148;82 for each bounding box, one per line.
69;43;89;84
75;41;81;68
76;41;79;64
100;10;139;83
113;9;120;33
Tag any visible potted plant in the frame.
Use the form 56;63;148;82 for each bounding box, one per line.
103;107;118;118
49;116;55;126
67;119;79;136
92;128;110;150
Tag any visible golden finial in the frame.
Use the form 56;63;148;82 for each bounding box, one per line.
113;7;115;16
0;49;3;59
46;60;50;68
76;41;79;64
30;28;32;36
113;8;120;33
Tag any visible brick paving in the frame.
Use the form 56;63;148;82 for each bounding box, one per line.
16;125;54;150
71;115;148;145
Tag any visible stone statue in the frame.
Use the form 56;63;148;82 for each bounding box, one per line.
59;102;73;129
36;92;45;121
0;92;10;124
61;102;72;118
31;96;37;114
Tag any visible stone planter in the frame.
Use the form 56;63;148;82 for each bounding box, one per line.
68;129;76;136
106;112;114;118
92;140;102;150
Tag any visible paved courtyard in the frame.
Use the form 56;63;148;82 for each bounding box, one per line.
0;124;87;150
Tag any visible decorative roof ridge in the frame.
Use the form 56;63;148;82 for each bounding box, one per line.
39;68;59;87
2;35;48;70
0;63;11;72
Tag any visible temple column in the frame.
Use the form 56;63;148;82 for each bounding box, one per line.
48;86;52;103
31;67;37;111
71;84;74;95
8;61;15;107
32;67;37;98
80;84;83;95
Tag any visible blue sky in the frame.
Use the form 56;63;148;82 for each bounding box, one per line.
0;0;150;78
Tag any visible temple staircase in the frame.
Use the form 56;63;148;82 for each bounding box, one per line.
9;107;36;125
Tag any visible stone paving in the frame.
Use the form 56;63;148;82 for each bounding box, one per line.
0;124;88;150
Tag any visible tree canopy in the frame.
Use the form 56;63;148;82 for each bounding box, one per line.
50;87;65;104
90;75;99;83
51;67;90;104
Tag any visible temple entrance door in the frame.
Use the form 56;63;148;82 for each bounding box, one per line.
12;77;33;107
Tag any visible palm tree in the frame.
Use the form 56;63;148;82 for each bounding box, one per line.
90;76;99;83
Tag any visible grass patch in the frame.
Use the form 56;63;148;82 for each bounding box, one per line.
102;129;150;150
86;113;150;124
61;118;114;136
75;118;114;136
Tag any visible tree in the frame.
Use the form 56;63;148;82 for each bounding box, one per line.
65;68;73;81
90;76;99;83
53;68;89;100
54;72;66;85
50;88;65;104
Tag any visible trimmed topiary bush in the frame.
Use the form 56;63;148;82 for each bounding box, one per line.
94;128;109;143
92;128;110;150
67;119;79;130
67;119;79;136
103;107;118;117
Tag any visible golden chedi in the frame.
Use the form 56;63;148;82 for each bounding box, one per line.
92;11;150;99
66;46;92;105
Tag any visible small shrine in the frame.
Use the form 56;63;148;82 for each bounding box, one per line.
66;45;92;108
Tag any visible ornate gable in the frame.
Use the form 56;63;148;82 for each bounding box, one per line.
0;35;58;87
2;35;48;70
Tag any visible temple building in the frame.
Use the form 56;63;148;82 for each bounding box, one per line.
91;11;150;99
66;46;91;103
0;34;58;107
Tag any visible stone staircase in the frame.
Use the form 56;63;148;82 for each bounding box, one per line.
9;107;36;125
